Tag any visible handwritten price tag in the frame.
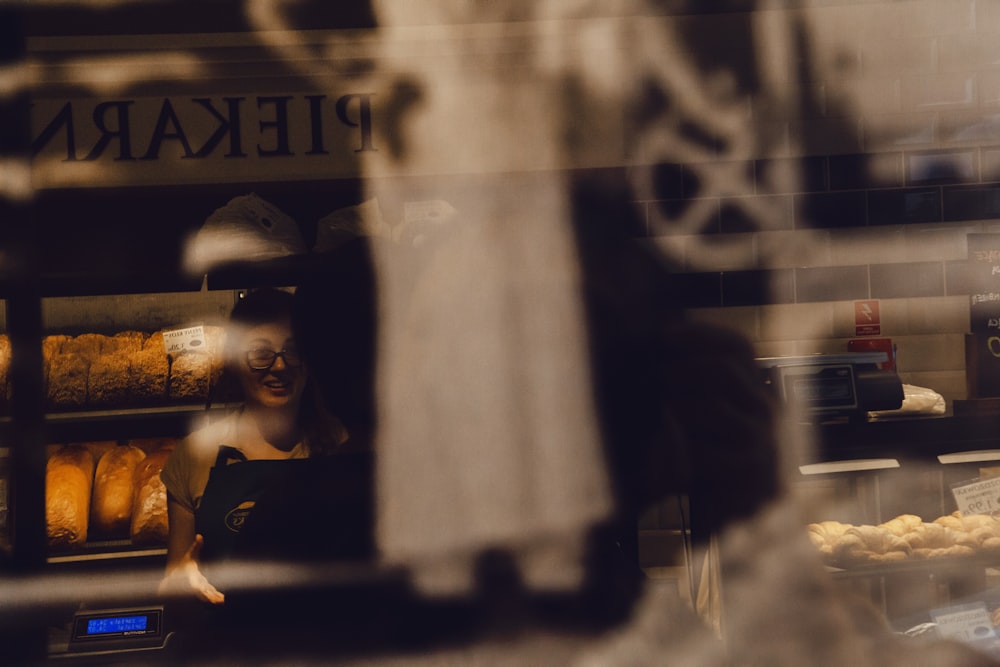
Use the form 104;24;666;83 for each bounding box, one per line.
161;324;206;355
931;603;996;644
951;476;1000;517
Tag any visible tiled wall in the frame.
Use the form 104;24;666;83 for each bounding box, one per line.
637;0;1000;411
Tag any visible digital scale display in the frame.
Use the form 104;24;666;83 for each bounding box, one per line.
69;606;165;652
757;352;904;418
781;364;858;411
788;366;856;408
86;614;148;636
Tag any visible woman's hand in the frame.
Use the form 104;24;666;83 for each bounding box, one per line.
158;534;225;605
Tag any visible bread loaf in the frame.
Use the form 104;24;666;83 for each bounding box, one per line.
46;444;95;549
168;350;211;402
46;352;91;411
91;444;146;537
82;440;118;463
129;437;179;455
42;334;69;359
131;447;171;546
61;333;107;360
105;330;148;355
0;334;10;411
86;331;148;408
37;328;228;411
87;354;132;408
130;345;169;406
205;326;226;395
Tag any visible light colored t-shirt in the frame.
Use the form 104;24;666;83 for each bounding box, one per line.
160;412;309;513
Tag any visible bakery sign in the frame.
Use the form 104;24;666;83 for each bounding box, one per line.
30;92;378;188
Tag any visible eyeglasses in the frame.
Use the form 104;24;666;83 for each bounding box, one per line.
245;348;303;371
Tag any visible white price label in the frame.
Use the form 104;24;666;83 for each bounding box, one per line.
952;476;1000;517
931;603;995;644
161;324;207;355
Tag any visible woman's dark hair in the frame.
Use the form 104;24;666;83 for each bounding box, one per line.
225;287;296;362
293;237;380;443
211;287;345;455
230;286;294;323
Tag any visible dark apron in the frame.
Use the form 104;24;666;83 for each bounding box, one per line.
193;446;294;565
194;445;375;567
169;445;376;648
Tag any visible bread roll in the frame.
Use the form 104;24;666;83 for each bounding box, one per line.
832;525;911;566
46;444;95;549
91;444;146;537
904;521;978;558
911;544;976;560
131;447;171;546
932;511;965;531
905;522;953;550
879;514;924;537
933;511;1000;552
807;520;852;558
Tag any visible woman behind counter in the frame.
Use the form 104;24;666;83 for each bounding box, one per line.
158;287;355;605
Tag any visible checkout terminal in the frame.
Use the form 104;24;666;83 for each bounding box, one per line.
756;352;904;420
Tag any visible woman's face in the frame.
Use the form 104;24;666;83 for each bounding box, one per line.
232;318;307;410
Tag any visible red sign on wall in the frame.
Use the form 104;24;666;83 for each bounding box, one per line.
855;299;881;336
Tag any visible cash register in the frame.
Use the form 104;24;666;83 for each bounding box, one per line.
756;352;904;421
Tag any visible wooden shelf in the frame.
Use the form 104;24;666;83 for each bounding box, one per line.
0;404;229;443
47;545;166;566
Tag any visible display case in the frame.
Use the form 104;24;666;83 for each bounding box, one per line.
796;415;1000;657
30;288;236;568
0;178;362;655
